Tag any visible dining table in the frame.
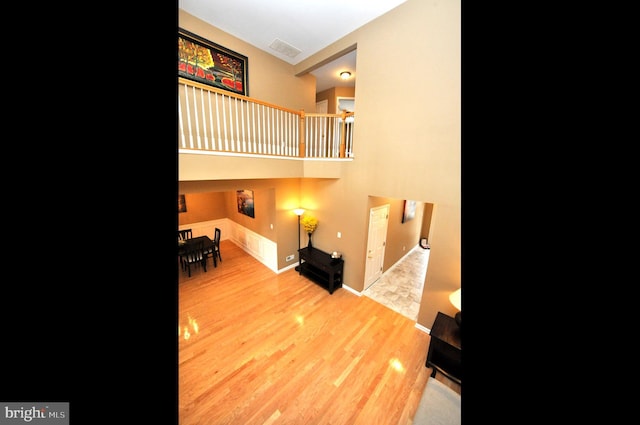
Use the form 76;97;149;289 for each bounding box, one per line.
178;235;215;265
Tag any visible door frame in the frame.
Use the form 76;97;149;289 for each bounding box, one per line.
363;204;389;289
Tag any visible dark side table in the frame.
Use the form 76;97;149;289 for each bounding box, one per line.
426;311;461;384
297;247;344;294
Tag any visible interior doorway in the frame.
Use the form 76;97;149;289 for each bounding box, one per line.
362;197;434;320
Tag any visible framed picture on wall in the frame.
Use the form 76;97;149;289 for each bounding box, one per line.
402;200;416;223
237;189;255;218
178;27;249;96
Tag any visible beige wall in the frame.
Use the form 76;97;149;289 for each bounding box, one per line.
178;0;461;329
178;192;227;225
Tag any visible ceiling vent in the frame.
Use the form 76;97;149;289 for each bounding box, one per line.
269;38;302;58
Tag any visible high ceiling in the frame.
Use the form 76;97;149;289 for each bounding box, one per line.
178;0;408;92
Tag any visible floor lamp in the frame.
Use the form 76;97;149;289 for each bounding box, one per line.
294;208;305;270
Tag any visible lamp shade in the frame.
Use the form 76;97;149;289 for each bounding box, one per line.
449;288;461;311
294;208;305;216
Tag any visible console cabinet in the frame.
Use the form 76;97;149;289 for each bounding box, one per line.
298;247;344;294
426;312;461;384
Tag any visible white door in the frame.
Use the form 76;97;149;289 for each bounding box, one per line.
315;99;328;113
364;204;389;289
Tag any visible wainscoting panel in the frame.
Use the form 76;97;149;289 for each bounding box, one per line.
179;219;227;240
227;220;278;272
181;219;278;273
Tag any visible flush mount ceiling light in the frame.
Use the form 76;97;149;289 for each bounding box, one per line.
340;71;351;79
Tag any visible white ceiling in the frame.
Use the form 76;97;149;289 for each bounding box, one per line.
178;0;408;93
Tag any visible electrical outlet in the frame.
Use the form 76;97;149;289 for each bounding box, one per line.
286;254;294;261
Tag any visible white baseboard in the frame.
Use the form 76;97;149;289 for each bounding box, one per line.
341;284;360;296
415;322;431;334
277;262;298;274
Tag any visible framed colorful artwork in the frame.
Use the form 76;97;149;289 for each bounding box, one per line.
237;189;255;218
178;28;248;96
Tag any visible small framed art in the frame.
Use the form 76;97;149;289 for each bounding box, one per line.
402;200;417;223
237;189;255;218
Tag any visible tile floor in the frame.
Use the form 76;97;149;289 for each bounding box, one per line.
362;245;430;321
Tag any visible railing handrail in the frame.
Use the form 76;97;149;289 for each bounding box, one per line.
178;77;354;159
178;77;303;115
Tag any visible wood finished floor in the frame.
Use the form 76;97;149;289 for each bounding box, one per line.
178;240;460;425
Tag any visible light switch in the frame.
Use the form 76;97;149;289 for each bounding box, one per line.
337;231;341;238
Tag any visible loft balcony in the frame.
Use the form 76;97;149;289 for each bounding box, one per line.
178;78;355;181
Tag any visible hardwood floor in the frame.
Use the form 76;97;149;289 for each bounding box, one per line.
178;240;460;425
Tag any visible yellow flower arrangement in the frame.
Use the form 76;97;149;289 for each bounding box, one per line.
300;215;318;234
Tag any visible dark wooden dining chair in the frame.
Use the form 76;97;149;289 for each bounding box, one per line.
177;228;193;270
205;227;223;267
183;238;207;277
178;228;193;241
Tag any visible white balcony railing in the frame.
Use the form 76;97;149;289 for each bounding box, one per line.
178;77;354;158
